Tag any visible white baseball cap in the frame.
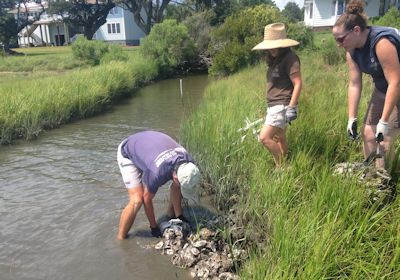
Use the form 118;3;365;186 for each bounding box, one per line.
177;162;201;204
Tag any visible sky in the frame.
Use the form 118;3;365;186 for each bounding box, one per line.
275;0;304;10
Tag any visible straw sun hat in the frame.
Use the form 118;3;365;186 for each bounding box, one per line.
252;23;299;51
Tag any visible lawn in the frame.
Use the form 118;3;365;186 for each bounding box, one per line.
0;45;139;73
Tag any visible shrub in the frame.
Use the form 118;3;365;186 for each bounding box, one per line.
208;4;284;76
372;7;400;29
287;22;314;50
100;44;128;64
140;19;195;77
71;37;109;65
209;41;251;76
319;37;346;65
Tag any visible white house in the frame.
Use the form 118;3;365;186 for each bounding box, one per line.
12;2;145;47
9;1;68;47
94;6;145;46
304;0;400;29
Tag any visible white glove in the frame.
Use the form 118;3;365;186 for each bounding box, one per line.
285;106;298;123
347;118;358;140
375;119;388;142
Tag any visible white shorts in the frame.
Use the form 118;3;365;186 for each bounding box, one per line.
117;141;142;189
265;104;288;129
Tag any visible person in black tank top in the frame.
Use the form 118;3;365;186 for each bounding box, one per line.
332;0;400;169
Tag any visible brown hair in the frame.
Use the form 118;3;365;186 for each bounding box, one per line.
334;0;368;31
266;48;290;67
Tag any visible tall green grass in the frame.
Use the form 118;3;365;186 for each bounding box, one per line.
0;52;158;144
181;52;400;279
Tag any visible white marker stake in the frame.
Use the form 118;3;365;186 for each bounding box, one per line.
180;79;183;99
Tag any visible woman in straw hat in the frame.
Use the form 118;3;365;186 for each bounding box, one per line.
252;23;302;167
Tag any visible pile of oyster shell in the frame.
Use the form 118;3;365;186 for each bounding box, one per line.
154;218;243;279
333;162;396;205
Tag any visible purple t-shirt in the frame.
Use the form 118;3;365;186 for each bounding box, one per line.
120;131;193;193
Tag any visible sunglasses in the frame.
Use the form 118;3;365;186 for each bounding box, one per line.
335;29;353;44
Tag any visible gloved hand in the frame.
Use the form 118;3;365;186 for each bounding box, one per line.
375;119;388;142
285;106;298;123
176;214;189;223
347;118;359;140
150;226;162;238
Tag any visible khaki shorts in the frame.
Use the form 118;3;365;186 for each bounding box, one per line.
117;140;142;189
265;104;288;129
364;88;400;128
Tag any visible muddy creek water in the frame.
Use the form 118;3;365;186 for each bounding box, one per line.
0;74;211;280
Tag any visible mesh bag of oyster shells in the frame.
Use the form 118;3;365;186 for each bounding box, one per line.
154;218;242;279
333;162;396;208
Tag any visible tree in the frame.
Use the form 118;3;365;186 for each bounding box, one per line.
282;1;303;22
140;19;195;76
116;0;170;35
0;9;17;54
374;7;400;29
239;0;275;8
48;0;115;40
379;0;385;16
0;1;44;54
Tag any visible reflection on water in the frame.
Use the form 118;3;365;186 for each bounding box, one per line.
0;74;212;280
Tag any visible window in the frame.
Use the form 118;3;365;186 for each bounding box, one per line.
310;3;313;19
333;0;345;16
107;23;121;34
337;0;345;15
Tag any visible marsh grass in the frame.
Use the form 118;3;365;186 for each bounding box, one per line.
181;52;400;279
0;52;158;144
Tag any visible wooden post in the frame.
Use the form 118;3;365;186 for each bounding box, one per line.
180;79;184;107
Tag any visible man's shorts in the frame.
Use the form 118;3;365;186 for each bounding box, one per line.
364;88;400;129
265;104;288;129
117;140;142;189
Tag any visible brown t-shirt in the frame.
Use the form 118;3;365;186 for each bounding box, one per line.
266;50;300;107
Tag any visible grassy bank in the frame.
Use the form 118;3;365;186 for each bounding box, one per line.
180;52;400;279
0;49;157;144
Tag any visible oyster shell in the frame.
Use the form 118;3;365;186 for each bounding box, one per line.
155;241;164;250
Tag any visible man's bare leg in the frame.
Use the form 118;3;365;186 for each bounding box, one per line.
117;186;143;240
